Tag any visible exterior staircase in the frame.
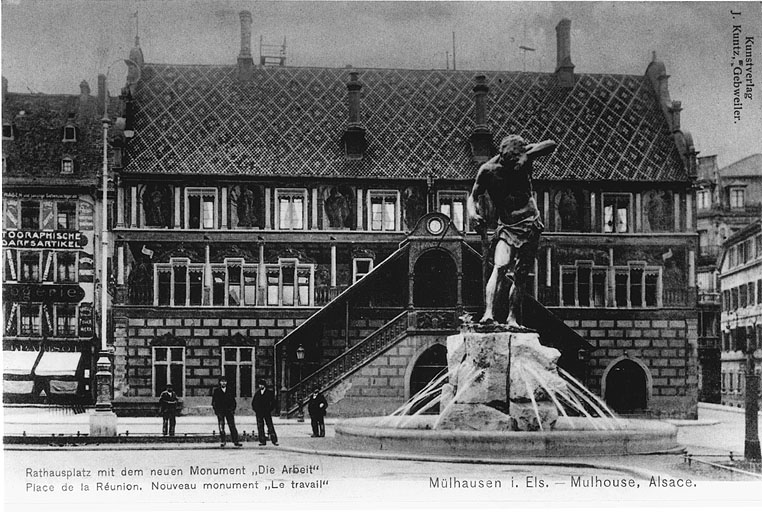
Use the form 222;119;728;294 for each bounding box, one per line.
283;310;409;416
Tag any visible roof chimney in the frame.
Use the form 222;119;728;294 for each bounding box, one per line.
238;11;254;80
670;100;682;132
555;19;575;87
342;71;367;159
469;75;494;163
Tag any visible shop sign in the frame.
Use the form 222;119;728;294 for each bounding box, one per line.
78;302;94;338
3;284;86;303
2;230;85;249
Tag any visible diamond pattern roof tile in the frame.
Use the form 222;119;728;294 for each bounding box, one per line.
125;64;689;182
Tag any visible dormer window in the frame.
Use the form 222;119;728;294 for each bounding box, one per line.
62;123;77;142
61;157;74;175
2;123;13;140
729;187;745;209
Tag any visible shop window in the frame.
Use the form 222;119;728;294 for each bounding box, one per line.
19;252;41;282
222;347;254;398
369;190;399;231
602;194;631;233
21;201;40;230
353;258;374;283
55;304;77;337
57;202;76;230
276;189;307;230
56;252;77;283
5;250;17;282
20;305;41;336
153;347;185;397
185;188;217;229
437;191;467;231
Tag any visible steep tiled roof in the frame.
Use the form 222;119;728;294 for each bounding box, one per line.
2;92;119;185
126;64;688;182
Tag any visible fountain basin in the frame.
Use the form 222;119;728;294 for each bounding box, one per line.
335;416;681;458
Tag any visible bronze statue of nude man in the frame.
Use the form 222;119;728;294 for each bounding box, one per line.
467;135;557;328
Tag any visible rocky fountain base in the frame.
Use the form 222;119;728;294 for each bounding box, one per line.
334;324;681;458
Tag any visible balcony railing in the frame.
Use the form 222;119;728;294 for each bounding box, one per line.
314;285;348;306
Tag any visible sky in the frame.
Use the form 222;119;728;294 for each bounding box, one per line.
2;0;761;168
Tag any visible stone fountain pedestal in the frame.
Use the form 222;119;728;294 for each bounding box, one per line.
437;325;567;431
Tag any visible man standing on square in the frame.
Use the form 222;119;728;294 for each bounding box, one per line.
211;377;242;447
251;379;279;446
307;389;328;437
158;383;178;436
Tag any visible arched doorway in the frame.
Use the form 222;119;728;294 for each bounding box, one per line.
413;250;457;308
409;343;448;414
604;359;649;413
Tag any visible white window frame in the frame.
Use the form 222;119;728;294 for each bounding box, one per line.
602;193;632;233
437;191;468;232
367;190;400;232
353;257;374;283
152;346;186;397
696;189;710;210
275;188;308;230
729;187;745;209
62;124;77;142
185;187;218;229
61;157;74;175
222;346;255;398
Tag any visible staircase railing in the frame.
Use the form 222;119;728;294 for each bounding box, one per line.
284;310;409;415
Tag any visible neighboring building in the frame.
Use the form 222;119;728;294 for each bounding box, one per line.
1;77;117;404
695;154;762;403
719;220;762;408
110;13;700;418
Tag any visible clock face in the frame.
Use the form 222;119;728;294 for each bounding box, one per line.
427;218;444;235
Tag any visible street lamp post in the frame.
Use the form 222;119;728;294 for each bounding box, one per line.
744;318;761;461
296;345;305;422
90;113;117;436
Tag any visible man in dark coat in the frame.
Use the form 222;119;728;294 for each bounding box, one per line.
158;383;179;436
251;379;278;446
307;389;328;437
211;377;242;447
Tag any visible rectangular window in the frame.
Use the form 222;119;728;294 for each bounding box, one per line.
56;252;77;283
731;287;739;310
729;188;745;209
5;250;17;282
56;202;76;230
756;235;762;260
55;304;77;336
223;347;254;398
62;125;77;142
740;284;748;308
696;189;710;210
173;265;187;306
243;268;257;306
21;201;40;230
20;252;41;282
353;258;374;283
438;192;468;231
276;189;306;230
157;269;172;306
369;191;398;231
212;267;226;306
603;194;631;233
189;268;203;306
267;267;280;306
559;265;608;307
61;158;74;175
723;290;731;312
153;347;185;397
227;263;242;306
185;188;218;229
281;262;296;306
297;267;311;306
20;305;41;336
